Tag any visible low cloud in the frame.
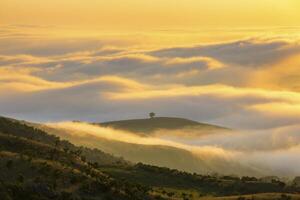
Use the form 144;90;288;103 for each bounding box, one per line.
45;121;300;177
1;26;300;130
151;39;300;67
2;26;300;177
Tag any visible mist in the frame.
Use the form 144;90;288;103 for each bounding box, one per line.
45;121;300;177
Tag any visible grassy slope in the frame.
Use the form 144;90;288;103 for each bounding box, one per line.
0;117;157;200
0;116;128;166
99;163;300;198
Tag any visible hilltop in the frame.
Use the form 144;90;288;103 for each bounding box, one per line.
98;117;229;134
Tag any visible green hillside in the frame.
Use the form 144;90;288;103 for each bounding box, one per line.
100;163;298;196
0;117;128;166
0;116;155;200
98;117;229;134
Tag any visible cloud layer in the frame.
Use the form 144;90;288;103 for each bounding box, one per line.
44;121;300;177
1;26;300;131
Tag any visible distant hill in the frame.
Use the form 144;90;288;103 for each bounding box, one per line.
98;117;229;134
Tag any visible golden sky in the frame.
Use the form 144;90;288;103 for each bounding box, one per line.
1;0;300;30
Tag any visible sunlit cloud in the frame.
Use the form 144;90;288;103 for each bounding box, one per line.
0;65;146;93
1;25;300;130
105;83;300;102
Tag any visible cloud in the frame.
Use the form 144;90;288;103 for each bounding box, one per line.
0;54;48;66
2;26;300;177
25;53;220;82
3;38;298;92
151;39;300;67
1;26;300;130
44;121;300;177
248;53;300;92
165;56;224;70
0;67;69;92
2;75;300;130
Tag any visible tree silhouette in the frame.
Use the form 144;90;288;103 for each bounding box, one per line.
149;112;155;118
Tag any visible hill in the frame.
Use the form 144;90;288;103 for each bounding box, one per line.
0;116;128;166
98;117;229;134
100;163;300;199
0;116;153;200
39;121;256;176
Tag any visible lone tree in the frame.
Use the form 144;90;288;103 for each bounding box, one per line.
149;112;155;118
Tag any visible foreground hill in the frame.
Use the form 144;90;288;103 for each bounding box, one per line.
98;117;229;134
0;116;154;200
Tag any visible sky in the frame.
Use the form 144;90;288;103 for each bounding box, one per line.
1;1;300;130
1;0;300;29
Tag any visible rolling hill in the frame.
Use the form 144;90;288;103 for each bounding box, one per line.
98;117;229;134
37;119;259;176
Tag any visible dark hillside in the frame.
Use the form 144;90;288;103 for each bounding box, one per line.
0;116;128;166
0;116;156;200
